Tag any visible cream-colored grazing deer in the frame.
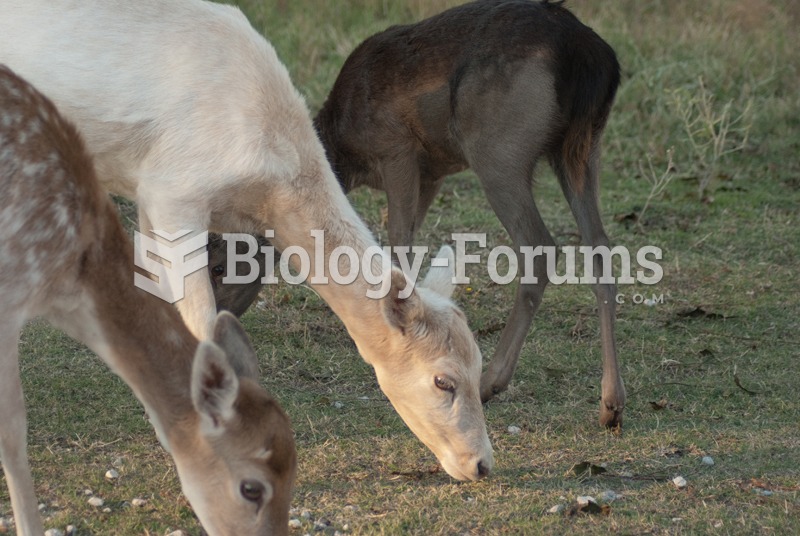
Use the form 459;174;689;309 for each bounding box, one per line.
0;0;493;480
0;65;295;536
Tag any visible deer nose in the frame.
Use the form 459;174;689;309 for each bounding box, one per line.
477;460;490;478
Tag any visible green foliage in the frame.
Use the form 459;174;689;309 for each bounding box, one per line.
670;78;753;199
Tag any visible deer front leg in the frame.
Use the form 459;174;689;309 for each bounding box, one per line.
412;177;445;238
176;269;218;340
138;208;216;340
381;155;422;255
0;325;44;536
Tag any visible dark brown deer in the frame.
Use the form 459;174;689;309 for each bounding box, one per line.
208;233;271;317
313;0;625;428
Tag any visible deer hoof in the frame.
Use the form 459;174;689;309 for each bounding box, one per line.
599;402;624;434
479;382;504;404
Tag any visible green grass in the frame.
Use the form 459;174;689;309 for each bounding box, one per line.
2;0;799;534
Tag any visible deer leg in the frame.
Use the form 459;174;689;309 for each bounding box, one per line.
0;324;43;535
555;146;625;430
175;269;217;340
451;59;566;402
382;155;422;252
138;207;216;340
411;177;446;237
471;163;556;403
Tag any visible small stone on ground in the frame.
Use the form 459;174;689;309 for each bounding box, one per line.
548;504;565;514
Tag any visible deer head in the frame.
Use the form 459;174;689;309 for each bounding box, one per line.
357;247;493;481
175;313;296;535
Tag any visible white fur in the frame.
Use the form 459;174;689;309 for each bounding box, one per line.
0;0;493;481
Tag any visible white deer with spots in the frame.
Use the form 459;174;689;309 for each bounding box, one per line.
0;0;494;481
0;65;296;536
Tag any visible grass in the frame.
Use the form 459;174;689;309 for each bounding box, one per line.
2;0;799;534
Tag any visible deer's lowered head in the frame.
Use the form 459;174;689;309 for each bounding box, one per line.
169;313;296;536
354;247;493;481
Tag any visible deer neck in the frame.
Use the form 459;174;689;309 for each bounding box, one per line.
266;170;395;365
306;223;393;363
102;298;197;451
64;217;199;451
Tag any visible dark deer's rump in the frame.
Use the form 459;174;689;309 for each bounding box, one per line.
314;0;619;197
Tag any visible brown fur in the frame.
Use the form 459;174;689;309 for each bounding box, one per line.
0;64;295;536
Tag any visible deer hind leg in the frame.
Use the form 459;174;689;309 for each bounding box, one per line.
471;156;556;403
0;322;44;535
554;143;625;430
456;61;559;403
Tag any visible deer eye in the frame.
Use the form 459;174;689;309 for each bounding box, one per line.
211;264;225;277
240;479;265;503
434;375;455;393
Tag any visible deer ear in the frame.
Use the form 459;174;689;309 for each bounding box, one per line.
191;341;239;434
382;268;424;335
421;246;456;298
212;311;259;380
